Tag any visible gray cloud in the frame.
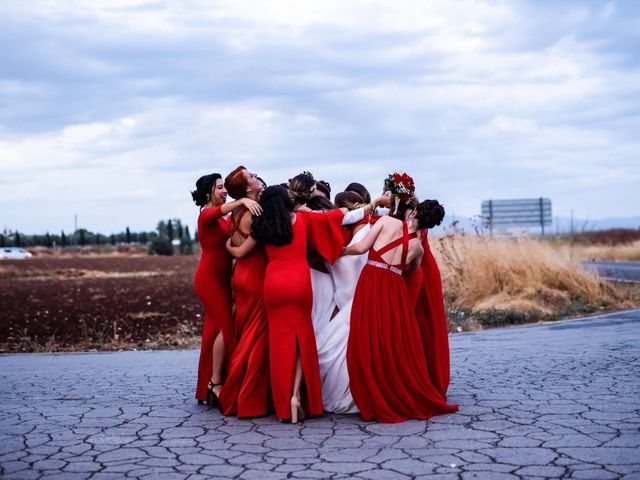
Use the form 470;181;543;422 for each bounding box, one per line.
1;0;639;234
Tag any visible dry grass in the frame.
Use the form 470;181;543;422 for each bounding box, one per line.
565;240;640;263
430;234;639;330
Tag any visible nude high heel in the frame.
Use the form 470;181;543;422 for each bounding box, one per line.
290;396;305;424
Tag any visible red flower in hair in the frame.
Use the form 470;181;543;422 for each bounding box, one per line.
387;172;415;201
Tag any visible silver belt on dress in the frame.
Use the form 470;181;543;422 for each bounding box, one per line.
366;260;403;275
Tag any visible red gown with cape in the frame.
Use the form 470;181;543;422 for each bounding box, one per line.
264;209;344;420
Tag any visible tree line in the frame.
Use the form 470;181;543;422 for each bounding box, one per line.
1;219;197;256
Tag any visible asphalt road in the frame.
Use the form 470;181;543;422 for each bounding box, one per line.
1;309;639;479
584;261;640;282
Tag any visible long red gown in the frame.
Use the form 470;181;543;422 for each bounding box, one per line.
347;222;458;423
413;230;451;399
219;208;271;417
193;205;235;401
264;209;344;420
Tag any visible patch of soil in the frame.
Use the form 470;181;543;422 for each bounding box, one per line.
0;256;203;352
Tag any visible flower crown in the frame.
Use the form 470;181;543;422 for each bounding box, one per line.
386;172;415;201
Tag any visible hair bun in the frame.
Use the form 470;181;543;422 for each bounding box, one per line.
416;199;445;229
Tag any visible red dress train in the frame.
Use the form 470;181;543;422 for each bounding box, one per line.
264;210;344;420
347;222;458;423
220;208;271;417
193;205;235;401
414;230;451;398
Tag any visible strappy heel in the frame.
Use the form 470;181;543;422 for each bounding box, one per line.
206;381;223;407
290;396;305;424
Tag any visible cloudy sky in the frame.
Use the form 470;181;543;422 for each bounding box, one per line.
1;0;639;235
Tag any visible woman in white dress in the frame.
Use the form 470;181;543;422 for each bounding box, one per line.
311;190;389;413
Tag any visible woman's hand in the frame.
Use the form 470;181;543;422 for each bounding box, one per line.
241;198;263;216
225;238;238;257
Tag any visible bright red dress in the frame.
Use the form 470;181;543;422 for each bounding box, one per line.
404;265;423;308
194;205;235;401
347;222;458;423
220;208;271;417
264;209;344;420
414;230;451;399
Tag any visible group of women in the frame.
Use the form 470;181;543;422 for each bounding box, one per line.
190;167;458;424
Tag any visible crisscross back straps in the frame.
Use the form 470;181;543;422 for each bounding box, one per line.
375;236;404;256
230;207;250;238
373;221;419;264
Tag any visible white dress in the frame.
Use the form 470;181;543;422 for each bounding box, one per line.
310;269;335;336
316;222;371;414
310;207;364;339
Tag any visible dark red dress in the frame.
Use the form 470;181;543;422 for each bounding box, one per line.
220;208;270;417
193;205;235;401
414;230;451;399
347;222;458;423
264;210;344;420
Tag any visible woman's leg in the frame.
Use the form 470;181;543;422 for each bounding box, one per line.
211;331;225;396
290;346;305;423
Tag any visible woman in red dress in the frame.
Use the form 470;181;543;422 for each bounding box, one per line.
398;198;450;398
414;200;450;399
191;174;261;406
343;200;458;423
229;185;345;423
218;166;270;417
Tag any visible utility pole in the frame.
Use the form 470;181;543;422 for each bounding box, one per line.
74;214;78;232
570;209;574;235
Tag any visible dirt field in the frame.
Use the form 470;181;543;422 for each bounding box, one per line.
0;255;202;353
2;238;638;352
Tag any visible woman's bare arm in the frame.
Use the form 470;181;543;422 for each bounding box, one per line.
342;217;386;255
226;236;257;258
221;198;262;216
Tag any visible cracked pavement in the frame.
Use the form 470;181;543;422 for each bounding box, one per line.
1;309;639;479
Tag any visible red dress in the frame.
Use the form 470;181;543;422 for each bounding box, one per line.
264;210;344;420
193;205;235;401
414;230;451;398
219;208;271;417
404;265;423;308
347;222;458;423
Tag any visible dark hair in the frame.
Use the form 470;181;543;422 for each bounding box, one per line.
288;172;316;205
251;185;294;246
257;177;267;190
315;180;331;198
307;195;336;212
416;199;445;229
191;173;222;208
393;197;418;221
334;191;364;210
224;165;248;200
345;182;371;204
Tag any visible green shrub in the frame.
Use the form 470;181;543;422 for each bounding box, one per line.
149;238;174;256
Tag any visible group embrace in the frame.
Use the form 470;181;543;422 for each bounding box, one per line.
191;167;458;424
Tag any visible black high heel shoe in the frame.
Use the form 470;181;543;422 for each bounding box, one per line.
206;381;223;407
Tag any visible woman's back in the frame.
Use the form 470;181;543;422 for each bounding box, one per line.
370;216;424;268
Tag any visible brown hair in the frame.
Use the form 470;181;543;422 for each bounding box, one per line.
288;172;316;205
224;165;248;200
345;182;371;204
334;191;365;211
